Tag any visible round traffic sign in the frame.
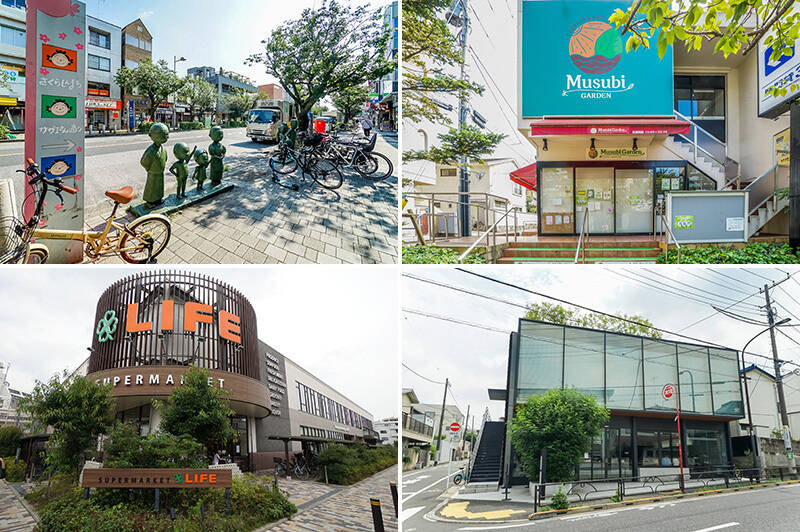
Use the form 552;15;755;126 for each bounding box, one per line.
449;422;461;432
662;383;675;400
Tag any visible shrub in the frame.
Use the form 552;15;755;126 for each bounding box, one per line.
179;121;205;130
137;121;155;133
0;425;22;456
103;422;207;469
551;486;569;510
3;457;26;481
222;120;246;128
402;245;486;264
660;242;800;264
0;124;10;140
318;443;396;485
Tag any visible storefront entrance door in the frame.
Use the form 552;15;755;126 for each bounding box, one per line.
616;169;654;233
575;168;614;234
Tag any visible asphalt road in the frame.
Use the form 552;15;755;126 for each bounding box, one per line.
403;461;468;532
404;481;800;532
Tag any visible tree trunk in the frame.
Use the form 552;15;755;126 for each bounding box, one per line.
297;102;314;131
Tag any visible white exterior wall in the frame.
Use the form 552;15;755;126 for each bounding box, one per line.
0;5;26;102
375;418;398;445
86;16;121;101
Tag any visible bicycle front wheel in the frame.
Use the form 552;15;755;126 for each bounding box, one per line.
270;149;298;175
119;215;172;263
310;157;343;190
26;246;49;264
353;151;379;176
359;152;394;181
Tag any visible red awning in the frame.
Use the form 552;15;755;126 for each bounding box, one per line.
530;118;691;136
510;163;537;190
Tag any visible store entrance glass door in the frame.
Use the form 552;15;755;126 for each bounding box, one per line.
575;168;614;234
616;169;654;233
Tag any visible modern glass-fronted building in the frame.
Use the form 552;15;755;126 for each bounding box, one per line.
499;319;744;485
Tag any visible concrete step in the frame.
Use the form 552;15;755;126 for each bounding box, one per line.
498;256;659;264
508;240;659;249
460;481;499;494
504;247;661;259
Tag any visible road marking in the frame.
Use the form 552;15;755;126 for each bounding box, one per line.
403;475;430;485
457;523;535;530
401;506;425;522
402;475;450;503
691;524;739;532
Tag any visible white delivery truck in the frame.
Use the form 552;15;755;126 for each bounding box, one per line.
246;100;292;142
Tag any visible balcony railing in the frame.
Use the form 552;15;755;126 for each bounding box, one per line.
403;412;433;437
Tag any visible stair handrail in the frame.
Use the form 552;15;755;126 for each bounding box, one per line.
745;164;782;217
673;109;731;169
744;163;779;192
457;205;519;263
659;213;681;265
467;417;488;483
574;207;589;264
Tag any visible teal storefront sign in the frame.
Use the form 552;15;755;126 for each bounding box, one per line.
521;0;674;117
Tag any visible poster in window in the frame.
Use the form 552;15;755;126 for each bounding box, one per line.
555;215;562;225
671;178;681;190
545;215;553;225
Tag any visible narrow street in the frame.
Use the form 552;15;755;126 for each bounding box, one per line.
402;460;468;531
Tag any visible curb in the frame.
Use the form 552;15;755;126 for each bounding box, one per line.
3;480;40;524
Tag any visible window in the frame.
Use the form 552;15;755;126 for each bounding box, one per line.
1;0;25;9
563;327;604;403
124;60;139;69
440;168;457;177
513;183;522;196
88;54;111;72
125;35;139;48
674;75;726;142
88;81;110;97
517;321;564;400
89;29;110;49
0;25;25;48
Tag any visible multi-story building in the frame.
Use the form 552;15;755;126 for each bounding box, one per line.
375;417;399;445
0;1;26;131
373;0;398;131
85;15;122;131
187;66;257;122
0;361;31;428
402;388;434;470
121;18;154;128
416;402;465;463
257;83;283;101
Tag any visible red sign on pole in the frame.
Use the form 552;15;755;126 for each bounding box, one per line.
663;382;685;493
661;383;675;400
449;422;461;432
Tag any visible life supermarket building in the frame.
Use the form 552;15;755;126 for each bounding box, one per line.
515;0;791;239
79;271;378;472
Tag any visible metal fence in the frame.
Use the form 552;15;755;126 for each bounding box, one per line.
402;412;434;437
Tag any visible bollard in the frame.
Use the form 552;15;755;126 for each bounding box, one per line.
200;502;205;520
780;468;784;481
170;507;175;521
225;487;231;515
724;472;730;488
154;488;160;511
82;488;89;500
370;498;385;532
389;482;398;517
325;465;329;485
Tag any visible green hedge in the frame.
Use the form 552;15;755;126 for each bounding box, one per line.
402;245;487;264
136;121;154;133
0;425;22;456
318;443;396;485
221;120;246;128
179;121;206;130
2;457;26;481
660;242;800;264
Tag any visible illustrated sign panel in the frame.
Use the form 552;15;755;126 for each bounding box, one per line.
521;0;674;117
24;0;86;263
82;468;233;489
775;127;790;166
758;29;800;118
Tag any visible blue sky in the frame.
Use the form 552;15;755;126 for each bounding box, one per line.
84;0;391;86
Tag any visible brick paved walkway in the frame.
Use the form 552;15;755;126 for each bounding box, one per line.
88;134;397;265
264;465;398;531
0;480;37;532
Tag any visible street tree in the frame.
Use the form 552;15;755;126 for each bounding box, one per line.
510;389;610;482
332;85;370;124
224;89;258;121
177;76;218;122
0;425;22;456
524;302;662;339
19;371;115;476
403;125;505;166
115;59;185;120
247;0;394;130
158;367;237;452
311;104;330;116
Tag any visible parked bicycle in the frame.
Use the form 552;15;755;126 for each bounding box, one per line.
0;159;171;264
269;132;343;190
318;133;393;181
273;455;312;480
453;466;466;486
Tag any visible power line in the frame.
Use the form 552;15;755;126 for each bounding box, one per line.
740;268;777;282
705;268;762;290
402;363;446;385
680;270;755;296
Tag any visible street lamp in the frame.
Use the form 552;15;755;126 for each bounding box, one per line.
173;56;186;73
740;317;791;474
678;369;696;412
172;56;187;126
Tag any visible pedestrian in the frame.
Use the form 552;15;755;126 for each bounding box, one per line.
361;115;373;138
213;450;222;465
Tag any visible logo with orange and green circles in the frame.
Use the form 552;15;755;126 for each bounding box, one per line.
569;21;623;75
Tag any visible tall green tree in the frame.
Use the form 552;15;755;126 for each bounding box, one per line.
332;85;370;123
19;372;115;476
247;0;394;130
403;126;505;165
115;59;185;119
223;89;258;121
158;367;236;452
524;302;662;339
510;389;610;482
177;76;218;122
103;422;206;469
0;425;22;456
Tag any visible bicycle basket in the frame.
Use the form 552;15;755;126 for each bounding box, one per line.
364;133;377;153
308;133;324;147
0;216;25;263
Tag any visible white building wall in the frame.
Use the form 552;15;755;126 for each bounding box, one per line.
0;5;26;102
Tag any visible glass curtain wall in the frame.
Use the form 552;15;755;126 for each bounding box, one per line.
517;322;563;401
709;348;744;416
605;332;644;410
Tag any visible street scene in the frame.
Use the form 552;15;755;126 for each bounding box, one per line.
0;267;398;531
402;0;800;264
403;266;800;531
0;0;398;264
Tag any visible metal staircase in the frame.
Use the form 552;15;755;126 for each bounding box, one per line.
467;420;504;484
744;164;789;237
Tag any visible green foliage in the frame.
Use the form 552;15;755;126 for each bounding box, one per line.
158;367;237;452
402;245;487;264
610;486;623;503
19;372;115;476
311;104;329;115
0;124;10;140
660;242;800;264
332;85;370;123
177;76;218;121
430;443;437;460
403;126;506;166
524;302;662;339
318;443;397;485
223;89;259;121
0;425;22;456
229;473;297;521
103;422;207;469
248;0;393;130
24;473;75;510
403;0;485;124
137;121;155;133
510;389;610;483
551;486;570;510
3;457;26;481
178;121;206;130
115;59;185;117
221;120;247;128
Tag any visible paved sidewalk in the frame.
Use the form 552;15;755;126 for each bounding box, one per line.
0;480;37;532
266;465;398;531
87;135;397;265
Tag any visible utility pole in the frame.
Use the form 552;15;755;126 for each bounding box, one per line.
461;404;470;454
764;284;791;429
455;0;471;237
434;378;449;465
790;100;800;249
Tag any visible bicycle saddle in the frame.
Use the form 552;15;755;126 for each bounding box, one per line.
105;186;136;204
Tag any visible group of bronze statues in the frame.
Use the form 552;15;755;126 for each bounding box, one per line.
140;123;228;206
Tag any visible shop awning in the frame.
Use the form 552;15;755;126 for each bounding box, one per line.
530;118;691;136
510;163;537;190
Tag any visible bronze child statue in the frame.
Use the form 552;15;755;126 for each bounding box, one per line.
208;126;226;186
169;142;197;199
140;123;170;206
192;148;210;191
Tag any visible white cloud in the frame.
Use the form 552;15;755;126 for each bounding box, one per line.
138;10;155;19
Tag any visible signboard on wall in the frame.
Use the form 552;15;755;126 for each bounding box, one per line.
521;0;674;117
758;36;800;118
24;0;86;263
774;127;790;166
82;469;233;489
667;191;749;243
586;147;647;160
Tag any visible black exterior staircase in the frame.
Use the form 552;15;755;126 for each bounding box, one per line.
468;421;504;484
